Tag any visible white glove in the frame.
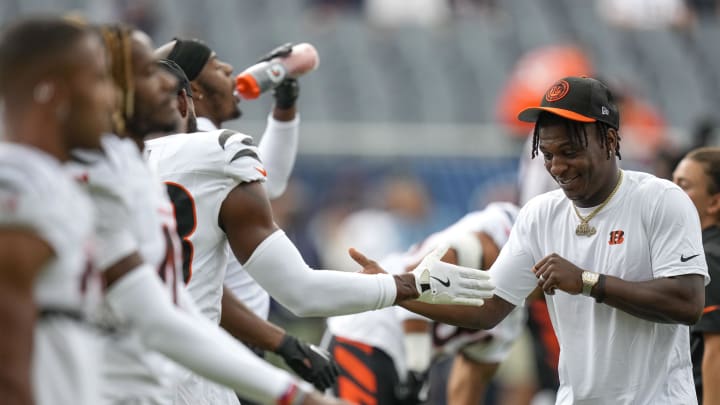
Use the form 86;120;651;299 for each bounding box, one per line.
411;244;494;306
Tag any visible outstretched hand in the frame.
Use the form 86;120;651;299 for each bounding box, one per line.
410;245;494;306
348;248;387;275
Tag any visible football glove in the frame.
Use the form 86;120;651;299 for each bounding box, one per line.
256;43;299;108
411;244;494;306
272;77;299;109
257;42;293;63
275;334;340;391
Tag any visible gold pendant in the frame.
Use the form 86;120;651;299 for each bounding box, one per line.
576;222;596;236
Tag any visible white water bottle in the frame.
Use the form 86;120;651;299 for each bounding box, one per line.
235;43;320;99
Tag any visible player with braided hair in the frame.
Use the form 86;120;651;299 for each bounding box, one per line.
97;24;134;134
68;23;347;405
97;24;177;145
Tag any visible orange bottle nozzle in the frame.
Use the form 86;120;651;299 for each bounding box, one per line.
235;74;262;99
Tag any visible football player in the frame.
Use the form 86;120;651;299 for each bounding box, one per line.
0;17;114;405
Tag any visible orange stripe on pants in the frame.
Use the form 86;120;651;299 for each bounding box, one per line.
334;343;380;405
334;345;377;393
704;305;720;314
335;335;374;355
337;377;377;405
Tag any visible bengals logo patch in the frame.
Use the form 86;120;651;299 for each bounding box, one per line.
545;80;570;102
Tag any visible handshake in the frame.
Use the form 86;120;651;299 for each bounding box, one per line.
410;245;494;306
351;244;495;306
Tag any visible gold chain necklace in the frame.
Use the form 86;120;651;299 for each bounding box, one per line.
573;170;623;237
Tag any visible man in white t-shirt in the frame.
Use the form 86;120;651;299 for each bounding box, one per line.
0;17;114;404
399;76;708;404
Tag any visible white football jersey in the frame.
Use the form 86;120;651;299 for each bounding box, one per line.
327;202;525;376
69;134;184;404
145;130;265;323
0;143;98;405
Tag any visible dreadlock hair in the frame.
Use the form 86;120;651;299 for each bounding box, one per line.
531;112;621;161
97;23;134;135
686;147;720;195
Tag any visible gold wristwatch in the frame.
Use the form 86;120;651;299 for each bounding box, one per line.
581;271;600;296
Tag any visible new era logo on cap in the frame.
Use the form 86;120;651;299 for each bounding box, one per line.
518;76;620;130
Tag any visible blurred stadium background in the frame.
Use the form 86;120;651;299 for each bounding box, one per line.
3;0;719;403
3;0;719;222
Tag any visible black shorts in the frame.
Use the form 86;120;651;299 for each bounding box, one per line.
329;335;400;405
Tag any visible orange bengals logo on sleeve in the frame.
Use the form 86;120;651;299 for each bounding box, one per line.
608;230;624;245
545;79;570;102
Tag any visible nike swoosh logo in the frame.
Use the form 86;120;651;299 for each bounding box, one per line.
255;167;268;177
430;276;451;287
681;254;700;262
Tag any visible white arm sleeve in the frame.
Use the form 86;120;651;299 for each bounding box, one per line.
258;114;300;200
243;230;397;317
104;265;297;404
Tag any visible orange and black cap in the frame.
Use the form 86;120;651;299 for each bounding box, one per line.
518;76;619;130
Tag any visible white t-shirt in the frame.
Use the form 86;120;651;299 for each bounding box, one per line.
490;170;708;404
145;130;265;323
328;202;525;376
69;134;184;404
0;143;98;405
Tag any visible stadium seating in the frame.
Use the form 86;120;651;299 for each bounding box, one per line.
6;0;720;132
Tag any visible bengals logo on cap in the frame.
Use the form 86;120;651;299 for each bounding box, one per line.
545;79;570;102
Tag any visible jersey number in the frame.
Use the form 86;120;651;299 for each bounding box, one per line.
158;225;179;303
165;182;197;284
